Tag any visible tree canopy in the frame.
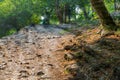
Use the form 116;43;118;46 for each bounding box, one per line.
0;0;120;37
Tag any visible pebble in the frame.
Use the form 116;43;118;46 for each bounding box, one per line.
36;71;44;76
19;70;29;78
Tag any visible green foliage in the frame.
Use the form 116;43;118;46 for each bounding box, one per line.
0;0;119;37
59;30;68;35
6;28;16;35
104;0;114;12
30;14;40;24
115;28;120;34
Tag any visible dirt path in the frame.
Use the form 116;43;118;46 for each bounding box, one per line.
0;25;74;80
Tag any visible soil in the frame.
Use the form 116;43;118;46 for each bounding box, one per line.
0;24;75;80
0;24;120;80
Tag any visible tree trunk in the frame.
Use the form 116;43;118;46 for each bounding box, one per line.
57;8;64;23
55;0;64;23
90;0;118;30
81;7;89;20
64;3;71;23
114;0;117;11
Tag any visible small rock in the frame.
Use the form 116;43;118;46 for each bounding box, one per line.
64;53;75;61
15;41;21;46
36;71;44;76
19;70;29;78
0;51;5;57
47;64;53;67
0;62;7;70
64;45;72;50
65;64;79;75
36;54;42;58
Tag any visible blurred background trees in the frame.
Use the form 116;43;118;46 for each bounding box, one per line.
0;0;120;37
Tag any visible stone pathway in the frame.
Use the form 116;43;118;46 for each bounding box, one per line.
0;25;74;80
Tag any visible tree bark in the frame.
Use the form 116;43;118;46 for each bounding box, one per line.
81;7;89;20
64;3;71;23
55;0;64;23
90;0;118;30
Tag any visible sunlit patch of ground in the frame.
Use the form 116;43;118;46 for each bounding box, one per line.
0;25;120;80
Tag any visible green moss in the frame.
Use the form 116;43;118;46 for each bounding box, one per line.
6;28;16;35
59;30;68;35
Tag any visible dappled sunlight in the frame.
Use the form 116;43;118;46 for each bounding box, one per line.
0;0;120;80
62;27;120;80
